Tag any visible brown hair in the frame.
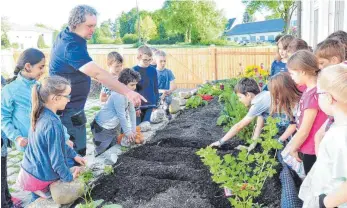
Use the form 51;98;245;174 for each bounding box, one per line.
31;76;70;131
269;72;302;119
137;45;153;57
287;38;309;54
234;78;260;96
155;50;166;57
107;51;123;66
314;38;345;62
287;50;320;76
327;30;347;58
318;63;347;103
277;35;295;50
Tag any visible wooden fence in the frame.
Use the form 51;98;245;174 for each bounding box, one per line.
12;46;277;88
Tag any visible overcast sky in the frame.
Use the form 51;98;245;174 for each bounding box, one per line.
1;0;267;30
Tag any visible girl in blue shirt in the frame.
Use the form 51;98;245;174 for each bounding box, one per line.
1;48;45;152
18;76;85;201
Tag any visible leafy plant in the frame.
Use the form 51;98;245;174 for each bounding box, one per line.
197;84;222;96
104;165;114;175
197;117;282;208
185;95;208;109
79;169;94;184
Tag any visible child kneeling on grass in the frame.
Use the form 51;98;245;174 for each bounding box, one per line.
210;78;271;151
299;64;347;208
17;76;85;202
91;68;141;155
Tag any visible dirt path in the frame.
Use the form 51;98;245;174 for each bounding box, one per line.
84;99;281;208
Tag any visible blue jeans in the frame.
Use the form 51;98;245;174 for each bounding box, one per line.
136;108;153;125
59;108;87;156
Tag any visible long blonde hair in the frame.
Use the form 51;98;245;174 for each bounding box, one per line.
318;63;347;103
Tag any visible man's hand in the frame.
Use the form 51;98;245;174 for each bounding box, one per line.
72;166;83;179
74;156;87;166
289;148;302;162
125;91;146;107
16;137;28;147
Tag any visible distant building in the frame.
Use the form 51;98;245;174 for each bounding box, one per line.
224;19;285;42
7;23;55;49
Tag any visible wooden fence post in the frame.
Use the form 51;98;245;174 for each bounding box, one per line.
209;45;218;81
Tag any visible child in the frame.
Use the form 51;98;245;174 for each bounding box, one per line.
150;47;159;68
133;45;159;125
269;72;302;143
299;64;347;208
313;38;345;154
17;76;85;201
327;30;347;59
1;48;46;152
91;69;140;155
270;35;295;77
315;38;345;70
155;50;177;119
287;38;309;57
99;51;123;102
210;78;271;151
284;50;328;174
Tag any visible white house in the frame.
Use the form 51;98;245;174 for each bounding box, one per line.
301;0;347;47
7;24;55;49
225;19;285;42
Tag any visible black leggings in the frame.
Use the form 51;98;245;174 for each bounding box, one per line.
1;156;13;208
299;153;317;174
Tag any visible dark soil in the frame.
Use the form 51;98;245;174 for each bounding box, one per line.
75;99;281;208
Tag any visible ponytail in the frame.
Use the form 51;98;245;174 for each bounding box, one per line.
8;48;45;84
30;76;70;131
31;84;45;131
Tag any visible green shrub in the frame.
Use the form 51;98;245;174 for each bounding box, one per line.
122;34;139;44
200;38;228;46
113;38;123;44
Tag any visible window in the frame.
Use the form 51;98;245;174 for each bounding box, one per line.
242;37;247;40
234;37;238;41
335;0;344;31
268;35;275;41
250;36;256;42
259;36;265;41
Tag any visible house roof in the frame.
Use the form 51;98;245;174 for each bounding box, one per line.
225;18;284;36
225;18;236;31
9;23;55;33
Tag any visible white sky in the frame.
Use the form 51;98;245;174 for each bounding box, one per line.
1;0;266;30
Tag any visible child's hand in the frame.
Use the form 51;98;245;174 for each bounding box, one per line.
136;110;141;117
209;141;221;147
16;137;28;147
127;133;137;143
289;148;302;162
67;140;74;148
72;167;83;179
74;156;87;166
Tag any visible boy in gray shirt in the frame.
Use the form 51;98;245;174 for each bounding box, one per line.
210;78;271;151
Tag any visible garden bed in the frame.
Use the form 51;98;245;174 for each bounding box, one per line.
75;98;281;208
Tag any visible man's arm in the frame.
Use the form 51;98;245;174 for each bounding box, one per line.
80;62;146;106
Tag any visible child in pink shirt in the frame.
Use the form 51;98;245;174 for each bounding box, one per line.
285;50;328;174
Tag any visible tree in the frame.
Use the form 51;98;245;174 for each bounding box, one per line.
163;0;226;43
1;17;11;48
242;11;254;23
135;15;157;43
37;35;48;48
242;0;297;33
118;8;138;37
100;21;112;38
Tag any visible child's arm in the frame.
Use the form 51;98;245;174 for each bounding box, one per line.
210;116;255;147
99;92;108;102
314;118;329;156
129;102;137;133
48;124;75;182
252;116;264;140
278;124;297;142
168;71;177;94
287;109;318;161
153;69;160;107
1;89;27;148
112;94;134;136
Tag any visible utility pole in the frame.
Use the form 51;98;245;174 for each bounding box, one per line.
136;0;141;44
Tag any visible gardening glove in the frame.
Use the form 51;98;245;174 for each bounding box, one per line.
235;145;248;150
247;142;257;153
